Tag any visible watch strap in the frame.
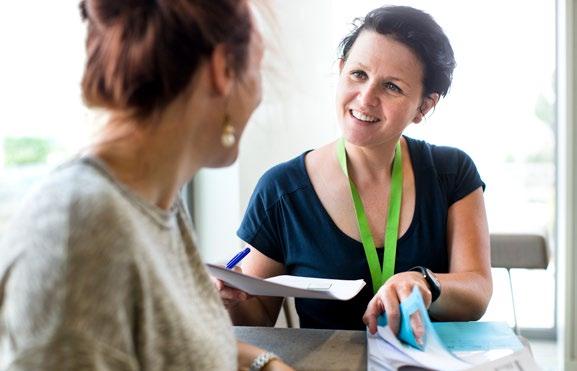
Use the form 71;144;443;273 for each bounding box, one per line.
409;266;441;303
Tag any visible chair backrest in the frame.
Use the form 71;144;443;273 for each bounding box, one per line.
490;233;549;269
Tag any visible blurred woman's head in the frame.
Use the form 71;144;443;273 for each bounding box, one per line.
80;0;263;167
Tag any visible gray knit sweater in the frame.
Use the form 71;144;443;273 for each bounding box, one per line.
0;157;236;370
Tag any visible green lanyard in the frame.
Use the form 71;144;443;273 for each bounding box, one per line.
336;138;403;294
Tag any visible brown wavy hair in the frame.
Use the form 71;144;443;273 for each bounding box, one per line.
79;0;252;121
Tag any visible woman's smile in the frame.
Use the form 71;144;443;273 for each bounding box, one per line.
349;109;381;123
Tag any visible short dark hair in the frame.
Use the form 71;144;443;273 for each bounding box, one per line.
79;0;253;121
338;5;456;98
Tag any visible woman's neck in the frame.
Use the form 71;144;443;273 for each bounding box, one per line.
344;137;403;185
88;105;204;210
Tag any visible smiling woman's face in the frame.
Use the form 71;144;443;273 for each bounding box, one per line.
336;30;426;148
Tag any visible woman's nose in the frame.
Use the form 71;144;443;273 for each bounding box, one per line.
358;84;379;107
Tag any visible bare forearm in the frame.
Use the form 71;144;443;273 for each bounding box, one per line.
428;271;492;321
238;341;292;371
229;297;283;326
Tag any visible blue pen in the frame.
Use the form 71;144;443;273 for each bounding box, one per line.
226;247;251;269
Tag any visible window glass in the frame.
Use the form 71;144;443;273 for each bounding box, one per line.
0;2;90;231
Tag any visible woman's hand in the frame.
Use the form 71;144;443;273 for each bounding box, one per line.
212;267;253;309
262;359;295;371
362;271;432;344
238;341;294;371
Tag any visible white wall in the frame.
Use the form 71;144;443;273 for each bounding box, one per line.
195;0;341;263
193;165;240;263
237;0;341;212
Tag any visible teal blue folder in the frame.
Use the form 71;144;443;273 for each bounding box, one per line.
432;321;523;352
378;287;524;353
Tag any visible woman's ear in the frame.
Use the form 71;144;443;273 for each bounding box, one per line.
338;58;345;74
413;93;440;123
209;44;235;96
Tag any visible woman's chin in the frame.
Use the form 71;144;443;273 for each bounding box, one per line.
205;147;240;169
341;129;375;147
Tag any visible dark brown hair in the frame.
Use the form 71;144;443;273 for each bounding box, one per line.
79;0;252;120
339;6;455;98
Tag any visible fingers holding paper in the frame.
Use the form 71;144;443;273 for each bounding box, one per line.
212;267;253;309
363;271;432;343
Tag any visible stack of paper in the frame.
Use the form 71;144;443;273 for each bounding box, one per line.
207;263;366;300
367;287;542;371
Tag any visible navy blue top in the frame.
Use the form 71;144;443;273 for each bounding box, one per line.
237;136;485;330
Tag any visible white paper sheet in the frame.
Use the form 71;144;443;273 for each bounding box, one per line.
465;347;541;371
368;326;471;371
368;327;542;371
207;263;366;300
366;287;542;370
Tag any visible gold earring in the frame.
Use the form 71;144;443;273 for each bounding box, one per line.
221;115;236;148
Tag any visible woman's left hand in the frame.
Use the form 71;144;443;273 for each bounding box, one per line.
362;271;432;344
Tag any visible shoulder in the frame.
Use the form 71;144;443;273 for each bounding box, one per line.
406;136;477;175
259;152;310;184
251;151;312;207
406;137;485;203
0;159;135;269
0;159;140;320
30;158;121;205
0;160;160;364
27;159;129;227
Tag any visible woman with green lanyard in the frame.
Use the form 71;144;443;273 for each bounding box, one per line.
217;5;492;340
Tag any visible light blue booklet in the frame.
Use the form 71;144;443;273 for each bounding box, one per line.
433;321;523;352
367;287;538;371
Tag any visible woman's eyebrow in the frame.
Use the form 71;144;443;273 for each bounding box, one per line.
382;77;412;89
348;60;413;89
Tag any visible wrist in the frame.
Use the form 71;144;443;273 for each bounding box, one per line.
249;351;280;371
262;358;283;371
409;266;441;303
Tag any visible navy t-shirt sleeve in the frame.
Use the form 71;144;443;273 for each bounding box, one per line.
237;166;286;264
433;146;485;206
451;149;485;204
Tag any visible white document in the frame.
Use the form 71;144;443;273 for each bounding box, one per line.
207;263;366;300
465;347;541;371
368;328;541;371
367;287;542;370
368;325;472;371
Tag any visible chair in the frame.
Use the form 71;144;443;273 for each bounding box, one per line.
490;233;549;334
276;297;300;328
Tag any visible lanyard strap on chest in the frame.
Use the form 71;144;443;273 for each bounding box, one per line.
336;138;403;294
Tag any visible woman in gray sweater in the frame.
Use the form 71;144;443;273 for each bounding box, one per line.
0;0;291;370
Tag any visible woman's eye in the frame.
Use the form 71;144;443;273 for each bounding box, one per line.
384;82;402;93
350;70;367;80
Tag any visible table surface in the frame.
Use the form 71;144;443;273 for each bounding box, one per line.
234;326;532;371
234;326;367;371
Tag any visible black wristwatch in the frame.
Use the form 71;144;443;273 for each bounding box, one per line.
409;266;441;303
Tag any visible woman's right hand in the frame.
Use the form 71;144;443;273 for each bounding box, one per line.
212;267;253;309
363;271;431;344
263;359;295;371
